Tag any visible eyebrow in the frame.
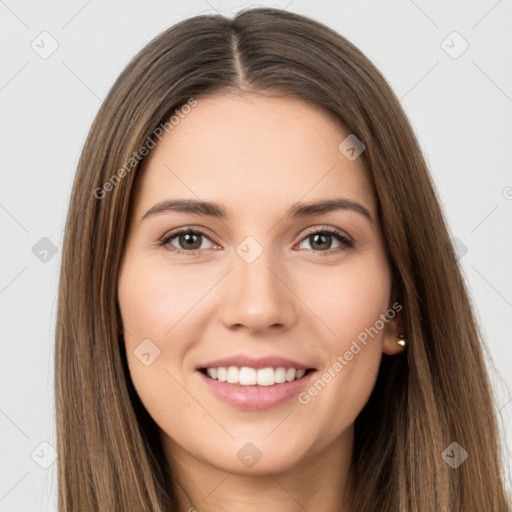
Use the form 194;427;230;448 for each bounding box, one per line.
141;198;373;223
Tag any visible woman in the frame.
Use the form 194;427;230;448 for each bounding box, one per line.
55;7;511;511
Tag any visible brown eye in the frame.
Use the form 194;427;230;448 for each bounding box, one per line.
160;228;215;254
176;232;203;250
308;232;335;251
297;227;353;253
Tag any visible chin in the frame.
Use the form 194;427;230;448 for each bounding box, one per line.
196;435;311;476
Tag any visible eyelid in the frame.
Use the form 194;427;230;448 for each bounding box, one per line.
158;226;218;255
294;225;353;254
299;224;353;243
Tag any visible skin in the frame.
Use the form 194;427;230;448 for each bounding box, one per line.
117;90;404;512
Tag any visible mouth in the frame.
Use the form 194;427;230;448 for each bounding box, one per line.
198;366;316;387
197;365;318;410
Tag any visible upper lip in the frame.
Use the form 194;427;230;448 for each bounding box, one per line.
197;354;315;370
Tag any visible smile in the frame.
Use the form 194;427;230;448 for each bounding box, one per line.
200;366;312;386
197;366;318;410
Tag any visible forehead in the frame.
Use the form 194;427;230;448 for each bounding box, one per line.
133;92;376;221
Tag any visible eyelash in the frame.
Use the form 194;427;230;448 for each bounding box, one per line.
158;226;354;257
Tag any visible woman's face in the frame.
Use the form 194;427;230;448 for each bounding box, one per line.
118;92;402;476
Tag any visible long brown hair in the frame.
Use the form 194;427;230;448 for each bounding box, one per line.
55;7;511;511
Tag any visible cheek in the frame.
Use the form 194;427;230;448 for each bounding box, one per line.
295;255;391;421
117;254;209;338
325;271;390;342
302;251;391;347
117;255;208;428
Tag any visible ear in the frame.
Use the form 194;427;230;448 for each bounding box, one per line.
382;326;406;355
382;293;406;356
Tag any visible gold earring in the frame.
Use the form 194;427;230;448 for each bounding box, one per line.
396;334;407;348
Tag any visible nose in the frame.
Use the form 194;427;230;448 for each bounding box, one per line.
220;248;298;334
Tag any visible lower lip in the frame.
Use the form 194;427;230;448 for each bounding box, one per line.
197;370;317;410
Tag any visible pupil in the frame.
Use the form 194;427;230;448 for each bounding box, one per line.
312;233;331;250
181;233;200;249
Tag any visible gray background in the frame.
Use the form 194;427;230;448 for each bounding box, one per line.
1;0;511;509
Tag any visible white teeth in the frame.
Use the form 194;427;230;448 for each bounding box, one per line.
217;367;227;382
203;366;310;386
257;367;275;386
295;369;306;379
274;367;287;384
239;367;257;385
226;366;239;384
